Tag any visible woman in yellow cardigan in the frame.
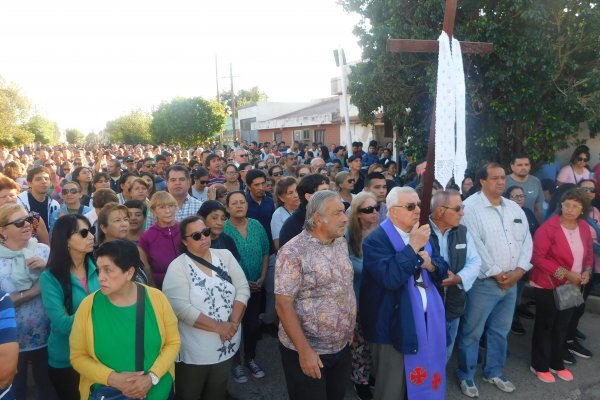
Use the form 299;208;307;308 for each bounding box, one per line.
70;240;180;400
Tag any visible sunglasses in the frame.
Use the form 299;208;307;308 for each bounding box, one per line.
77;226;96;238
145;164;156;168
198;180;209;185
441;204;465;212
258;166;267;170
578;157;589;162
3;216;34;228
393;202;422;212
298;173;308;178
240;154;249;158
359;205;381;214
581;187;596;193
272;171;284;177
63;188;81;195
347;179;356;184
185;227;211;241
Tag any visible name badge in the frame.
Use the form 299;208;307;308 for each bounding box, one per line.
514;219;522;223
455;243;467;249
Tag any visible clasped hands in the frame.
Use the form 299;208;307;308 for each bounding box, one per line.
107;371;152;399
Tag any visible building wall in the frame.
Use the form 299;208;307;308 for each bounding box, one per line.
258;124;339;147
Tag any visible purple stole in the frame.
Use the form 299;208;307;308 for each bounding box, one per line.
380;218;446;399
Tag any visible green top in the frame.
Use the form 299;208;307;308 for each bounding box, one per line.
40;257;100;368
224;218;269;281
91;289;172;399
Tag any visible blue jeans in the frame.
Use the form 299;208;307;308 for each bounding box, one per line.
446;318;460;362
456;278;517;381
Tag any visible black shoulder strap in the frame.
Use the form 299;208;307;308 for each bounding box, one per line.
185;251;232;283
135;283;145;372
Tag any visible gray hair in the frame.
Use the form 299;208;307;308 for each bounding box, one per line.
310;157;324;167
430;189;461;214
304;190;340;231
386;186;417;216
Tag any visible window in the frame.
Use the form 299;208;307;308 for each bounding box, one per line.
314;129;325;144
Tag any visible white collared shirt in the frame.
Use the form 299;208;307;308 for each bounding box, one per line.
394;225;428;311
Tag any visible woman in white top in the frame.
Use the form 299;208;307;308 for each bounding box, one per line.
162;215;249;400
557;145;591;186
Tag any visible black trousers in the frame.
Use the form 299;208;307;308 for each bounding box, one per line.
48;366;79;400
279;343;351;400
565;281;592;341
234;290;263;363
531;288;574;372
12;348;57;400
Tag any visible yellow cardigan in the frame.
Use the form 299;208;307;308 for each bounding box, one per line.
69;285;181;400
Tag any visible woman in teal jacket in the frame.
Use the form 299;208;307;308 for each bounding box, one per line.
40;214;100;400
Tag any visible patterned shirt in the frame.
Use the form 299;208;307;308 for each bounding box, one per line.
275;230;356;354
146;194;202;227
224;219;270;281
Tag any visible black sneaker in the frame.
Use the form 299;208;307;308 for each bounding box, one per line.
575;329;586;341
567;339;592;358
510;320;526;336
354;383;373;400
517;304;535;319
563;351;577;365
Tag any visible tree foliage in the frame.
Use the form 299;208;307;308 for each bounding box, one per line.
65;128;85;144
340;0;600;168
24;115;60;144
105;110;152;144
220;86;268;115
0;77;34;147
150;97;227;146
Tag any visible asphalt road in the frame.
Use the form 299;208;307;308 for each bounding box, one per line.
228;312;600;400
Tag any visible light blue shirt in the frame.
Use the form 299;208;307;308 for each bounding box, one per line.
462;192;533;278
430;221;481;292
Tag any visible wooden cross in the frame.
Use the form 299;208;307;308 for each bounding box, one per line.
387;0;493;225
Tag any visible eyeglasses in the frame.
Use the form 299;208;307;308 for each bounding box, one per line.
347;179;356;184
185;228;211;240
561;202;582;211
272;171;284;177
77;226;96;238
3;216;34;228
63;188;81;195
392;202;421;212
298;173;308;178
441;205;465;212
509;194;525;200
239;154;249;158
581;187;596;194
359;205;381;214
578;157;589;162
144;164;156;168
157;204;177;210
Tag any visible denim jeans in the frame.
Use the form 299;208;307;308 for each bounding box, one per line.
446;317;460;362
456;278;517;381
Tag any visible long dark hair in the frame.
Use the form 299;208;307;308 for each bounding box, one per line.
47;214;93;315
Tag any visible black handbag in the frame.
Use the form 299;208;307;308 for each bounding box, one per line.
90;284;145;400
548;275;584;311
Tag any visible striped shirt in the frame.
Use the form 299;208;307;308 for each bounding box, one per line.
0;290;16;400
462;192;533;278
146;194;202;227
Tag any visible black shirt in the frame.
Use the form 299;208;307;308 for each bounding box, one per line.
278;204;307;248
28;192;49;229
211;233;241;262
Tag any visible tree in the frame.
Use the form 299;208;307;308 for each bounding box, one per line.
24;115;60;144
151;97;227;146
220;86;268;116
340;0;600;167
85;132;100;144
0;76;34;147
105;110;153;144
65;128;85;144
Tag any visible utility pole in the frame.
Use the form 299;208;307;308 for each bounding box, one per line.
230;63;236;142
215;55;219;101
334;48;352;148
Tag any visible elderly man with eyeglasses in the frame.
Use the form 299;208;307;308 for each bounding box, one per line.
361;186;448;400
429;190;481;364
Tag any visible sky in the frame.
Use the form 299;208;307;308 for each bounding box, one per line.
0;0;363;134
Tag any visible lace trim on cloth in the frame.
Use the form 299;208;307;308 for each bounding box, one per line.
434;32;467;189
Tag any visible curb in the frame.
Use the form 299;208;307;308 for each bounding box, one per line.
586;295;600;315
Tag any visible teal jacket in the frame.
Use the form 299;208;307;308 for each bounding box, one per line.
40;259;100;368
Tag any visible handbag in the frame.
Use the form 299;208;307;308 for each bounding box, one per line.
90;284;146;400
547;275;584;311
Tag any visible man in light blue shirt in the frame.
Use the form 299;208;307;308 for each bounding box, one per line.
429;190;481;362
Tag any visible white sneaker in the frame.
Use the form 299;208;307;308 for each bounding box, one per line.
459;379;479;398
483;375;516;393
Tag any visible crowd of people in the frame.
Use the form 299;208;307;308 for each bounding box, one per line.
0;139;598;400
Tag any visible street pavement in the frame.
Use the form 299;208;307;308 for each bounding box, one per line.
228;312;600;400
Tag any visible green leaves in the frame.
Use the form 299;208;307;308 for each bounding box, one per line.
105;110;152;145
65;128;85;145
340;0;600;168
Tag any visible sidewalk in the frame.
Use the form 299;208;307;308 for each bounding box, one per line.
227;312;600;400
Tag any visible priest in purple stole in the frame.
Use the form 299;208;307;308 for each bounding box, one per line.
360;187;448;400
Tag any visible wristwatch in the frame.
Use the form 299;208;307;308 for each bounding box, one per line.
148;371;159;386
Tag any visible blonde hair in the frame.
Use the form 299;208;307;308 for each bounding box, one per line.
0;203;27;227
150;191;178;210
347;192;377;257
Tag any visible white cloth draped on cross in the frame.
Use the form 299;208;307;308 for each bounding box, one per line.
434;31;467;189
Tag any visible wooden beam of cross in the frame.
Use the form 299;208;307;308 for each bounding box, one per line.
387;0;493;226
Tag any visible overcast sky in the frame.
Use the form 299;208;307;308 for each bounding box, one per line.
0;0;362;133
